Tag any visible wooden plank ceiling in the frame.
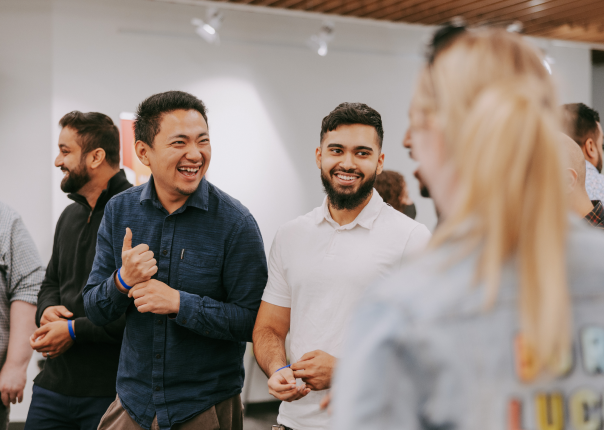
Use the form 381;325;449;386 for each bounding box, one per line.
222;0;604;45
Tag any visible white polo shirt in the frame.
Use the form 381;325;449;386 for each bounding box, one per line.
261;190;432;430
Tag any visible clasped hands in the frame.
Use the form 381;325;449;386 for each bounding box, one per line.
268;350;336;402
30;305;74;359
116;228;180;315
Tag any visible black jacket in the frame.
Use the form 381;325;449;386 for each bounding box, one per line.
35;170;131;397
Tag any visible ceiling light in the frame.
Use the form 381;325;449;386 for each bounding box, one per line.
506;21;523;33
307;21;334;57
191;7;223;45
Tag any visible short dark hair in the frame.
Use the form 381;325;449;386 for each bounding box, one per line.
59;111;120;168
320;102;384;148
374;170;406;212
562;103;601;147
134;91;208;147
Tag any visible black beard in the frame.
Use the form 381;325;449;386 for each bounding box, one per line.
598;151;603;173
321;167;377;211
60;160;91;193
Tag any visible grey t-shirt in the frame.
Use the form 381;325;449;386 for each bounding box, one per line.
332;216;604;430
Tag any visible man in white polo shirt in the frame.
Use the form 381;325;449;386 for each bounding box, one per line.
253;102;432;430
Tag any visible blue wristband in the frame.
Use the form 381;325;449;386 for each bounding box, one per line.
275;364;291;373
67;320;76;341
117;268;133;290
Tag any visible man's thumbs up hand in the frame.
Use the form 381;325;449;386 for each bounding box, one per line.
116;228;158;292
123;227;133;251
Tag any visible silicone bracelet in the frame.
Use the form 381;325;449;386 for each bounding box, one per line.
67;320;76;341
117;268;133;290
274;364;291;373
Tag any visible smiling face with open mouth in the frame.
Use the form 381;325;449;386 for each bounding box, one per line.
136;109;211;211
316;123;384;211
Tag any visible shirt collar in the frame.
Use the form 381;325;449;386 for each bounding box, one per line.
140;175;209;211
586;160;599;174
315;189;384;230
585;200;604;228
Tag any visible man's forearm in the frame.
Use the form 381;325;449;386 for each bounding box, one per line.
6;301;36;370
83;273;132;326
253;327;288;378
176;293;258;342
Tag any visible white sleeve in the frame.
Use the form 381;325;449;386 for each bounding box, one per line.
261;227;291;308
403;224;432;257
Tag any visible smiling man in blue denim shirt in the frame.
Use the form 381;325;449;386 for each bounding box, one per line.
83;91;268;430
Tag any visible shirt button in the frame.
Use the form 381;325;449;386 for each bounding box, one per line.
205;330;209;335
162;249;168;256
154;386;161;391
155;354;161;359
181;318;187;324
156;320;163;325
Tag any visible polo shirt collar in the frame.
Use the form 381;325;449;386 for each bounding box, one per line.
316;189;383;230
586;160;599;174
140;175;209;211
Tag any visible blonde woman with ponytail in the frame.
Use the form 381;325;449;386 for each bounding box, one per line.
331;27;604;430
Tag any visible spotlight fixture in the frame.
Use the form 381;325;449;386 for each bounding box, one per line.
191;7;224;45
307;21;334;57
506;21;523;33
542;56;554;75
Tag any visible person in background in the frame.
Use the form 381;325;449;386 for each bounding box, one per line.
84;91;267;430
374;170;416;219
253;103;431;430
332;27;604;430
402;128;431;200
562;103;604;203
560;132;604;229
0;202;44;430
26;112;131;430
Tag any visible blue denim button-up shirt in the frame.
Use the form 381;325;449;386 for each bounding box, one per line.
83;176;267;430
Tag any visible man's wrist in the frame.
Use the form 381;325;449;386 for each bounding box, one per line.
269;361;289;375
114;270;130;294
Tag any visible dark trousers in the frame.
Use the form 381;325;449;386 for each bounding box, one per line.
24;384;115;430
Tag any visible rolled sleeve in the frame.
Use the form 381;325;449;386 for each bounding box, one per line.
4;210;44;305
260;227;291;308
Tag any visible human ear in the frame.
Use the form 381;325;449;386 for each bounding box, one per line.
89;148;106;169
315;146;322;169
376;152;385;175
135;141;151;167
585;138;598;160
565;168;578;191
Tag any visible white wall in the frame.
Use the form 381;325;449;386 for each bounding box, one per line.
50;0;436;242
0;1;53;261
0;0;597;419
593;63;604;115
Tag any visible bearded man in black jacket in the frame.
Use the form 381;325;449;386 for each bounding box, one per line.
25;111;131;430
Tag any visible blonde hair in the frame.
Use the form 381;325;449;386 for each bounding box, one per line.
415;29;570;377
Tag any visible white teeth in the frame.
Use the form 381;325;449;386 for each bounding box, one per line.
178;167;199;173
337;174;355;181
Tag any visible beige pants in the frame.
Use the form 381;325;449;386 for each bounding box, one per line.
97;394;243;430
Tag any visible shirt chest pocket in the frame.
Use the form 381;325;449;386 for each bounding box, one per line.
177;250;223;299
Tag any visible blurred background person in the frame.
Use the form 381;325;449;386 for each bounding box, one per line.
562;103;604;203
26;112;130;430
374;170;416;219
0;202;44;430
332;26;604;430
561;132;604;228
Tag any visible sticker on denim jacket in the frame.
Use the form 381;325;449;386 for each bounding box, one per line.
581;326;604;374
514;334;572;383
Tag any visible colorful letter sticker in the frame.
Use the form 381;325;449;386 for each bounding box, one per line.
581;327;604;374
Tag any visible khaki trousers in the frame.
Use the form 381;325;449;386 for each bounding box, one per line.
97;394;243;430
